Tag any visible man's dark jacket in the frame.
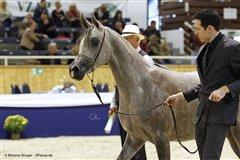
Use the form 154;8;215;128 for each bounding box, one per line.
183;34;240;125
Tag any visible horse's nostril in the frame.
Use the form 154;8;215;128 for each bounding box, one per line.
72;66;80;73
69;65;80;78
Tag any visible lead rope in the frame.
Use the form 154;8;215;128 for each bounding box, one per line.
168;105;203;154
87;76;203;154
87;73;104;105
169;90;212;154
88;80;237;154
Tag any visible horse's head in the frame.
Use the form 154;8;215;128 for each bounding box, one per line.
69;13;111;81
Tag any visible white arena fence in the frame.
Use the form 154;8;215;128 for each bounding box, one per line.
0;56;197;66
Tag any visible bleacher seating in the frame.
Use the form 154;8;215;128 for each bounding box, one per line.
0;15;131;63
42;38;72;44
56;27;83;33
0;37;73;44
0;37;20;43
0;26;18;33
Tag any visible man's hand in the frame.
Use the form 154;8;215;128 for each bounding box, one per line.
209;85;229;102
164;92;185;107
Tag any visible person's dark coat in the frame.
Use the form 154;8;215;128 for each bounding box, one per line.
183;34;240;125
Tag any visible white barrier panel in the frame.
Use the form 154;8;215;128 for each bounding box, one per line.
1;92;113;108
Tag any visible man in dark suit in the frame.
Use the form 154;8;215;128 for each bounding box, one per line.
165;9;240;160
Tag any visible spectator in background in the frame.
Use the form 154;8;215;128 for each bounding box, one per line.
65;3;81;42
147;34;171;64
20;21;48;50
23;13;34;24
0;0;12;27
18;13;34;37
94;4;109;26
143;20;161;41
65;3;81;27
33;0;48;23
112;10;125;28
52;1;67;27
140;35;148;52
36;12;57;38
40;42;61;65
113;21;123;35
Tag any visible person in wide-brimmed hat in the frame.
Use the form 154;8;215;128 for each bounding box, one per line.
121;24;145;40
120;24;153;64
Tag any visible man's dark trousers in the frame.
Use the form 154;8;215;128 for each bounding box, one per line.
195;106;230;160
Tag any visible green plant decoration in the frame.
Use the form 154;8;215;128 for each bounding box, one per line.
4;114;28;134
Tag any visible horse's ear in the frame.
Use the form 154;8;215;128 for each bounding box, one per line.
91;12;103;29
80;13;91;29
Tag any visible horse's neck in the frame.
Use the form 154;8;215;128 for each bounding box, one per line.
107;30;150;91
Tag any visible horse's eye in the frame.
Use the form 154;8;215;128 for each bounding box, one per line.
91;37;99;46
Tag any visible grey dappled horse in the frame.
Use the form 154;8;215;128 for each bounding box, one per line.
69;14;240;160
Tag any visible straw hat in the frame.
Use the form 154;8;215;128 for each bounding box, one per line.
121;25;144;40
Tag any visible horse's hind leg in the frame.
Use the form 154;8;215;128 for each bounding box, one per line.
155;133;170;160
116;134;145;160
227;123;240;158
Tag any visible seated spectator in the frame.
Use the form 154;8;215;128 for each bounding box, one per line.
147;34;171;64
140;35;148;52
0;0;12;27
40;42;61;65
23;13;34;24
65;3;81;27
65;3;81;42
143;20;161;41
111;10;125;28
20;21;48;50
51;1;67;27
36;12;57;38
18;13;34;37
113;21;123;35
94;4;109;26
33;0;48;23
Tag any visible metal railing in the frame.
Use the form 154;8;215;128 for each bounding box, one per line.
0;55;197;66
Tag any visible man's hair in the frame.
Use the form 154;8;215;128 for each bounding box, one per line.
193;9;221;31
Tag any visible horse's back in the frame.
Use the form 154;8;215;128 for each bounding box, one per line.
149;66;200;93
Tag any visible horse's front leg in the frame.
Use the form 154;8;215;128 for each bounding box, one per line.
116;134;145;160
155;132;170;160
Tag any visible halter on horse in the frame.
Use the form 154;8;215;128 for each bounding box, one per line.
69;13;240;160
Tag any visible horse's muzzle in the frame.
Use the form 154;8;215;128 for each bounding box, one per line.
69;65;85;81
69;56;94;81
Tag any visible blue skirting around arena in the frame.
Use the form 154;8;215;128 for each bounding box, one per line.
0;93;120;139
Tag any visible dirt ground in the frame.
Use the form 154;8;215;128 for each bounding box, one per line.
0;136;238;160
